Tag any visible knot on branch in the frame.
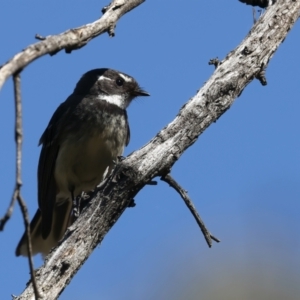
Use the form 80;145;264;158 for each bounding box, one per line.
65;29;90;54
35;34;46;41
102;0;126;14
256;69;267;85
108;25;116;37
60;261;71;276
241;46;253;55
208;57;221;69
109;163;136;188
217;81;237;98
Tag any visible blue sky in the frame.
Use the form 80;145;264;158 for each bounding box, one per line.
0;1;299;299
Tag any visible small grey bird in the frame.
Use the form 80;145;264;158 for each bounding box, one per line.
16;68;149;257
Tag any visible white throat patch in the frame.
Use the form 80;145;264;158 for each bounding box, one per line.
99;94;126;109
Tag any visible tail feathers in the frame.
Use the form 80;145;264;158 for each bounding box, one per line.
15;201;72;257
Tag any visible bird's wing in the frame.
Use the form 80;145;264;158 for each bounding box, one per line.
125;110;130;146
38;96;78;239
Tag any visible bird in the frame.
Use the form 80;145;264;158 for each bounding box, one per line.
15;68;149;257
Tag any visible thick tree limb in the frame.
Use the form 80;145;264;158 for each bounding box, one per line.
0;0;145;90
14;1;300;299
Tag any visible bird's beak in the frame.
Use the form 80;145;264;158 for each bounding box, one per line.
135;88;150;97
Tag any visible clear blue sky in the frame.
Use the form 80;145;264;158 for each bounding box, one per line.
1;1;299;299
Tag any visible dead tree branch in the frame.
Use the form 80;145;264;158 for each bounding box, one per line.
161;174;220;247
12;73;40;299
13;1;300;299
0;0;145;90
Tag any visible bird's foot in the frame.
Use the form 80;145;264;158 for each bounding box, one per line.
113;156;125;165
72;196;81;219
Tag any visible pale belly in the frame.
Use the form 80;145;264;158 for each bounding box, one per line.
54;133;125;201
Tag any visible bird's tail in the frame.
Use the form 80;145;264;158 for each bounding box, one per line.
15;201;72;257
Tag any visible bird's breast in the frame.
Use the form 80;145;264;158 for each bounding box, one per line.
54;112;128;200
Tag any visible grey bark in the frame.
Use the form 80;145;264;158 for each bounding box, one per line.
6;0;300;299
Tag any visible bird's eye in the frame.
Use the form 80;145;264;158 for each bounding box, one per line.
116;77;124;86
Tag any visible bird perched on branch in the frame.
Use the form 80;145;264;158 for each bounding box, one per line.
16;68;149;257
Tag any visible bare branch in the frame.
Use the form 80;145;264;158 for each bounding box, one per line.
14;2;300;299
0;73;26;232
34;34;46;41
12;73;40;299
0;0;145;90
16;194;40;299
0;189;17;230
253;7;257;23
161;174;220;247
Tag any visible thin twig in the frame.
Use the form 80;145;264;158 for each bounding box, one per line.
256;69;267;85
208;57;221;69
0;192;17;230
35;34;46;41
13;72;40;299
253;7;257;23
161;174;220;247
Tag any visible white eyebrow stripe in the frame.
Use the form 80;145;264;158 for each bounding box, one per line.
98;75;112;81
119;73;132;82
